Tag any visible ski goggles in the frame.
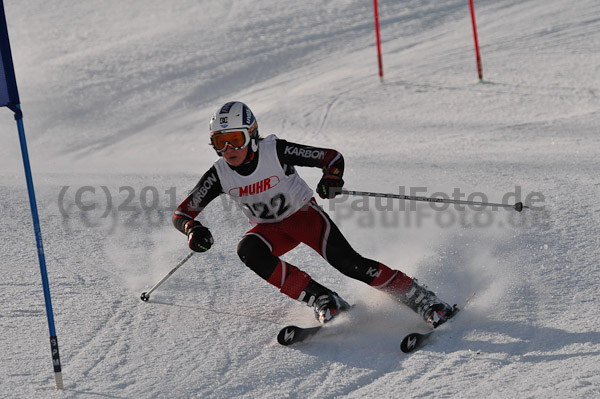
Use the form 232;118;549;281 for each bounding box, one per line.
210;129;251;153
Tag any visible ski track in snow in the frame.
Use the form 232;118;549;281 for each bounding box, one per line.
1;0;600;398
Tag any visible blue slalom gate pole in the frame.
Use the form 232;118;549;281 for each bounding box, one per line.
14;107;64;390
2;0;63;389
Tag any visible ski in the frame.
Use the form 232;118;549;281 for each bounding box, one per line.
400;305;459;353
400;330;435;353
400;292;475;354
277;304;355;346
277;325;323;346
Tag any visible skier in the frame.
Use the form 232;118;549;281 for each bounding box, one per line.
172;101;455;326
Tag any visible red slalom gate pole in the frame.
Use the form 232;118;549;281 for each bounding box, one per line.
469;0;483;81
373;0;384;82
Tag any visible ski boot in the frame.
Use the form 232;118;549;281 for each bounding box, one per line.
297;279;351;324
313;291;351;324
403;279;456;328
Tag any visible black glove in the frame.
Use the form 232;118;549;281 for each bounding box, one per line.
316;167;344;199
184;220;214;252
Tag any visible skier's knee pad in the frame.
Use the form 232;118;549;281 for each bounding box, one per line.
237;234;279;280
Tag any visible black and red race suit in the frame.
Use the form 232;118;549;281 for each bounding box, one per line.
173;137;412;302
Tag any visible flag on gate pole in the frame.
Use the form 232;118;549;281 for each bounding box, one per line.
0;0;19;111
1;0;64;390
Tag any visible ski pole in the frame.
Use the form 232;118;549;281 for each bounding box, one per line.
140;252;195;301
340;189;528;212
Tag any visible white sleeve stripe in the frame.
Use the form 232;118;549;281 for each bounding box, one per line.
327;152;342;169
174;210;194;219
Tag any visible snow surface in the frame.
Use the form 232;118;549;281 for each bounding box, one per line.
1;0;599;397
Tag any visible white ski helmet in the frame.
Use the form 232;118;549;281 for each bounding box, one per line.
209;101;259;155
